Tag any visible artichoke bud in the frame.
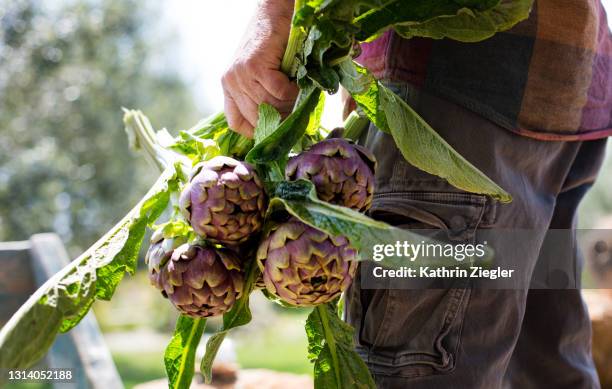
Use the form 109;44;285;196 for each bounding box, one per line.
286;138;376;212
256;218;357;307
179;156;266;245
145;225;188;274
149;242;245;318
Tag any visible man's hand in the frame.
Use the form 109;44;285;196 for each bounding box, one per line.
222;0;298;138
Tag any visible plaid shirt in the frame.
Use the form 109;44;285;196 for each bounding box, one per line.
357;0;612;141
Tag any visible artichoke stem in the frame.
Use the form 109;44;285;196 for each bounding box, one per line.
280;0;307;77
342;110;369;141
123;109;166;172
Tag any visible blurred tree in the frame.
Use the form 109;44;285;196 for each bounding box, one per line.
0;0;199;253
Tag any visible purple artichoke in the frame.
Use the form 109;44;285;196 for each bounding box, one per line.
145;227;188;278
146;233;244;318
286;138;376;212
179;156;266;245
256;218;357;306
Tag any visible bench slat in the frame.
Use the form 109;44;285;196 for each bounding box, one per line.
0;249;36;296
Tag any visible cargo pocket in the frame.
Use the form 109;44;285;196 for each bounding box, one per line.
355;191;495;379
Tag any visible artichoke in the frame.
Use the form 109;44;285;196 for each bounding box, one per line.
145;227;188;279
146;231;244;317
286;138;376;212
257;218;357;306
179;156;266;245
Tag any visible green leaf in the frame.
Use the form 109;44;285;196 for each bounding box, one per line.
294;1;360;93
339;61;511;203
355;0;501;41
186;111;229;139
292;0;363;91
306;301;376;389
287;91;327;155
254;103;282;145
218;130;255;159
200;260;259;383
305;92;326;136
0;165;179;369
338;61;388;132
270;180;481;268
183;111;253;159
246;86;323;164
164;316;207;389
378;84;511;202
159;220;193;239
252;103;291;184
393;0;534;42
166;131;221;163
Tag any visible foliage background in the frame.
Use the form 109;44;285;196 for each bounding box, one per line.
0;0;198;254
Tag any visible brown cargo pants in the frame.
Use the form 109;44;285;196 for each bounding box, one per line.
347;82;607;389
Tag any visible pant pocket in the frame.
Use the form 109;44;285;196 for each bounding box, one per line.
354;191;491;379
359;287;471;378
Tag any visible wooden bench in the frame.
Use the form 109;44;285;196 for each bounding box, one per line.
0;233;123;388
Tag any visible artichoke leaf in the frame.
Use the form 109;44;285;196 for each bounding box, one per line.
392;0;534;42
164;315;207;389
306;301;376;389
355;0;501;41
254;103;282;145
339;61;512;203
183;111;254;159
246;86;323;165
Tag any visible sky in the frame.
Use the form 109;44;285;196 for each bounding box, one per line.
163;1;612;128
162;1;258;113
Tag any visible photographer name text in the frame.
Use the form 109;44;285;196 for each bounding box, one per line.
372;266;515;280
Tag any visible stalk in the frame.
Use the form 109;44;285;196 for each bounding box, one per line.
280;0;307;77
342;110;370;141
123;109;176;172
186;111;227;137
318;305;342;386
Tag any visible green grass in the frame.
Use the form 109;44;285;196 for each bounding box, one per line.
5;383;52;389
112;351;166;389
236;334;311;375
235;312;312;375
109;329;311;388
